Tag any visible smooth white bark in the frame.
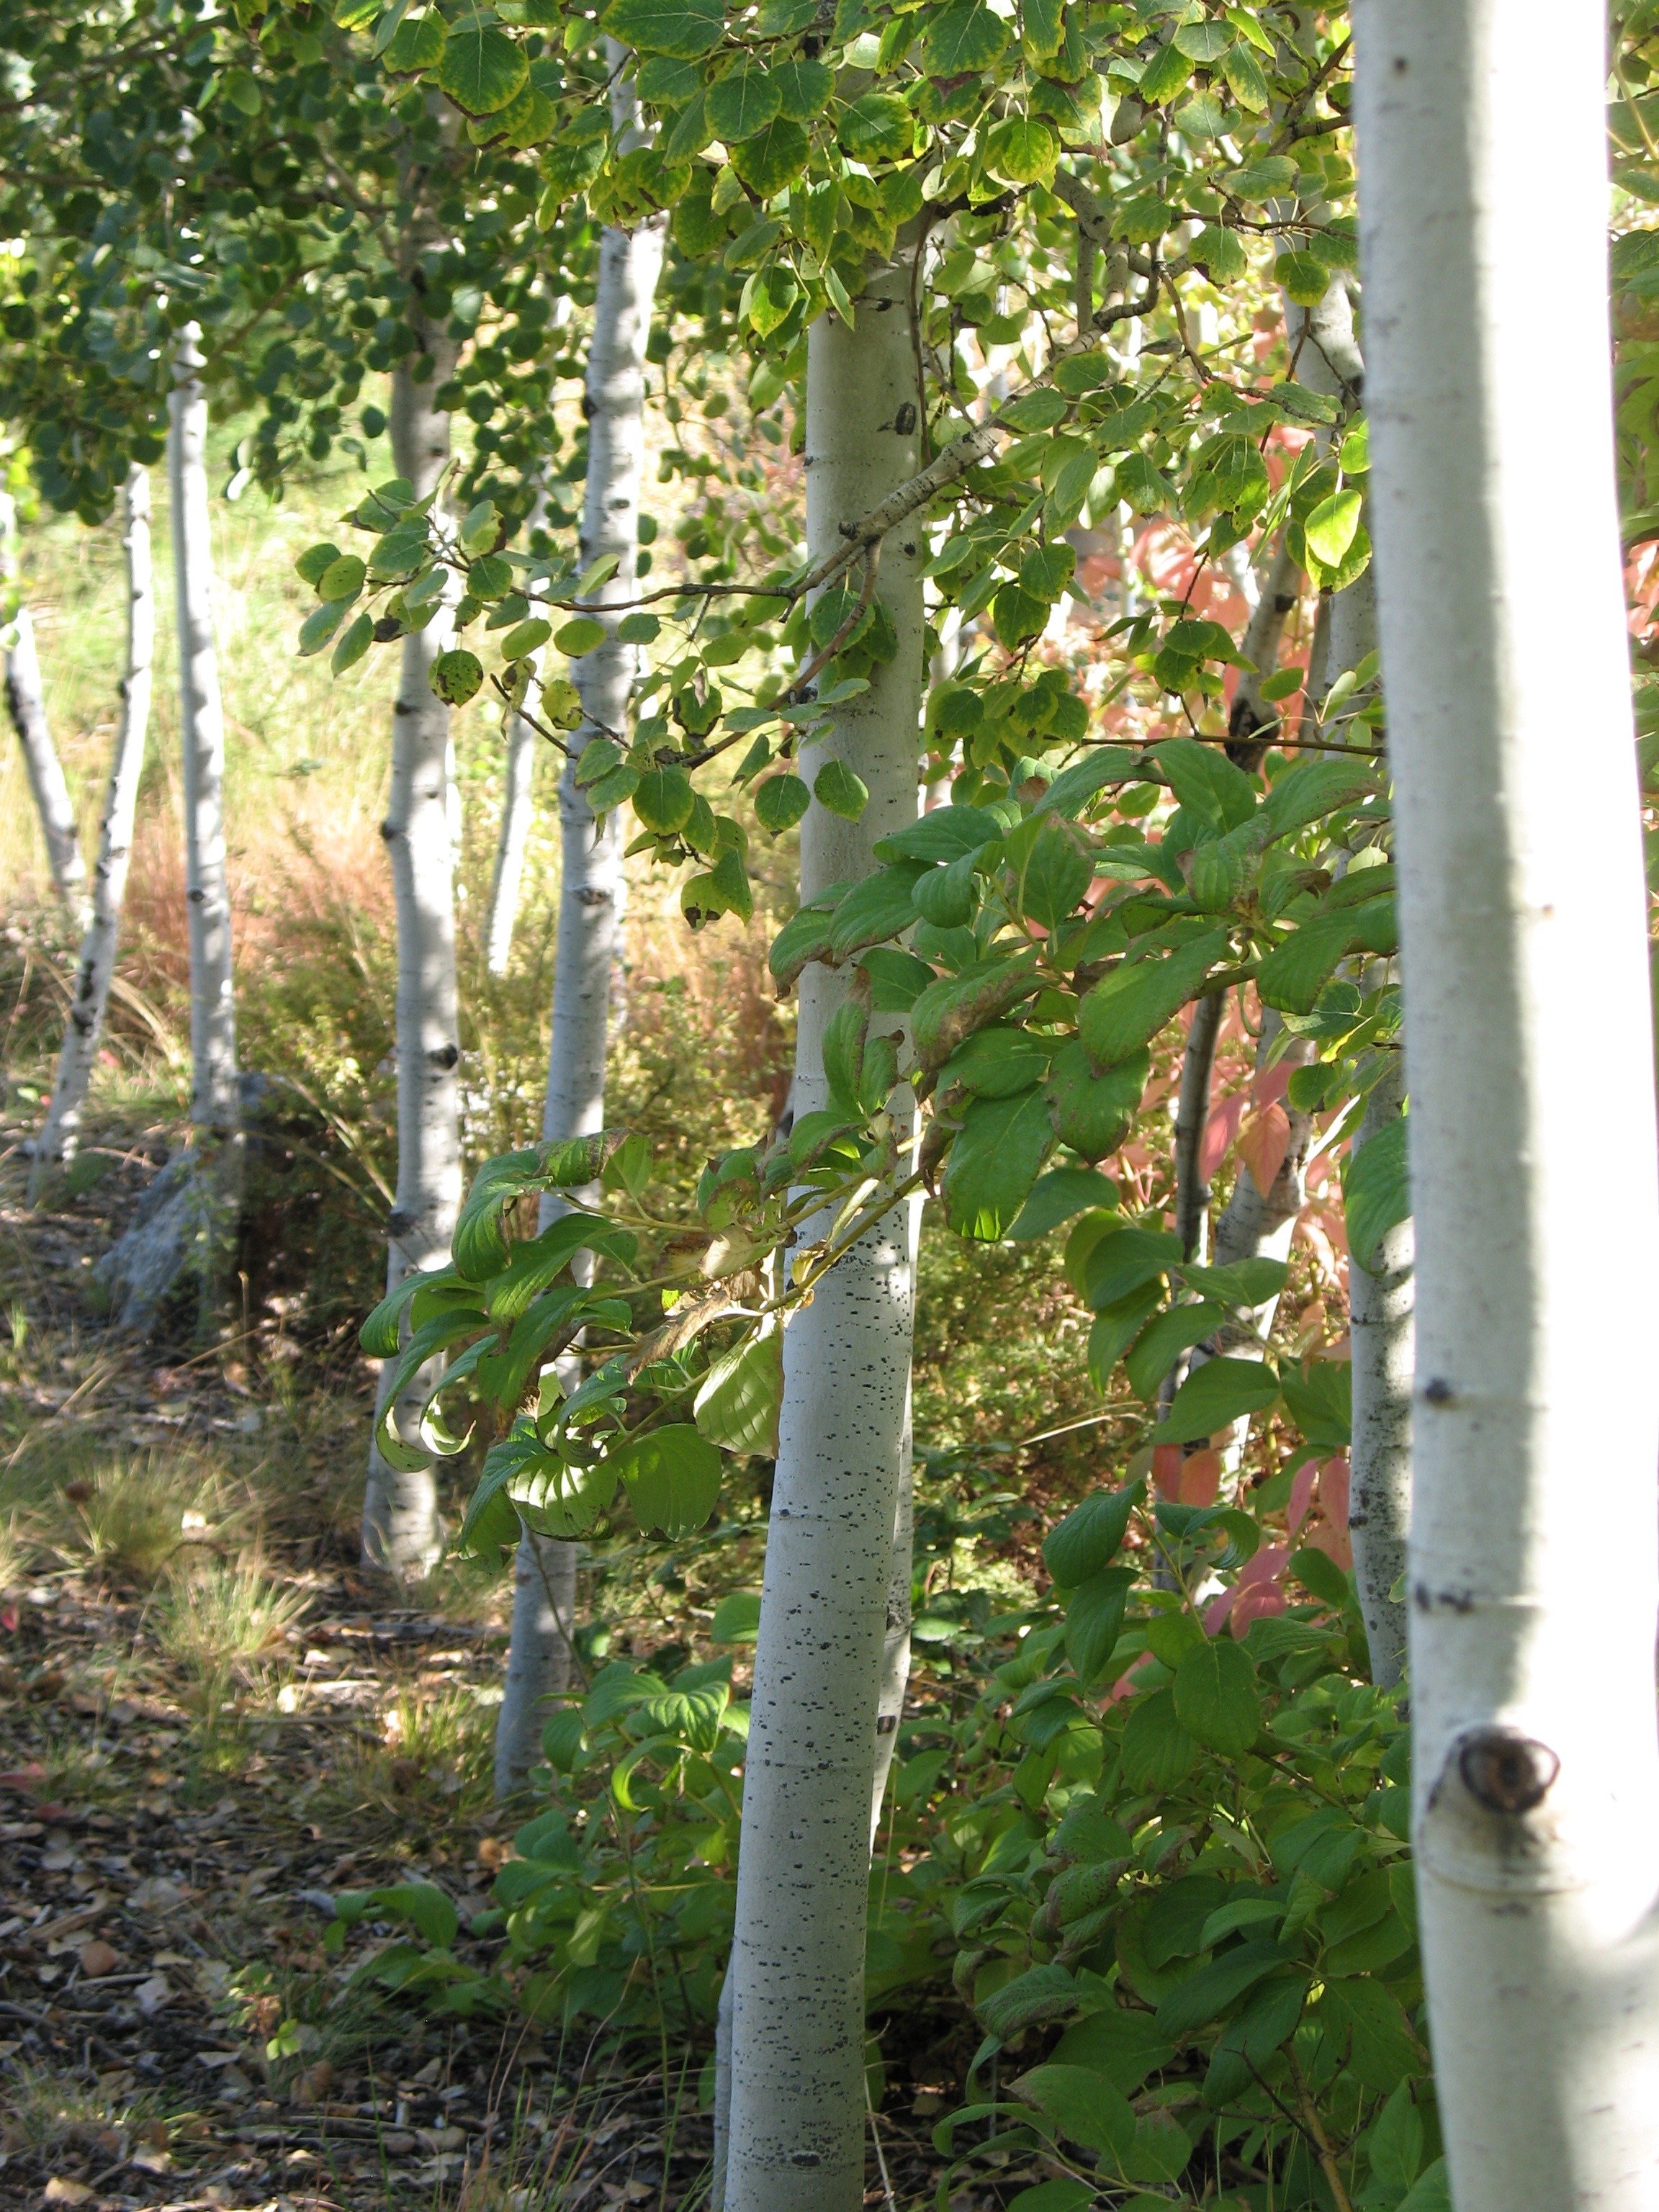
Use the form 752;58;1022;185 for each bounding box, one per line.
30;467;154;1189
170;328;240;1141
1346;1056;1412;1691
2;491;87;921
362;333;462;1580
722;257;925;2212
1357;6;1659;2203
485;655;541;976
493;125;665;1790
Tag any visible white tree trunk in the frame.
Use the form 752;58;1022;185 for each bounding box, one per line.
30;466;154;1191
493;123;665;1790
721;256;925;2212
2;490;87;922
1356;6;1659;2205
1346;1056;1411;1690
485;655;541;976
362;331;462;1581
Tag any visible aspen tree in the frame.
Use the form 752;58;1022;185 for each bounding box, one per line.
2;487;86;918
493;49;665;1793
361;316;463;1579
1356;3;1659;2200
30;466;154;1192
721;255;925;2212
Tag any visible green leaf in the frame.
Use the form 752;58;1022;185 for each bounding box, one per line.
1173;18;1228;58
502;618;552;660
986;115;1058;185
773;55;833;119
1046;1040;1149;1160
1277;249;1334;307
944;1087;1056;1239
1192;224;1247;283
1007;1166;1119;1241
603;0;726;55
1079;930;1229;1066
453;1147;544;1282
1219;40;1269;110
1255;912;1365;1015
1179;1256;1286;1308
1397;2161;1451;2212
438;23;528;113
1124;1303;1225;1400
1152;737;1256;832
939;1025;1050;1099
512;1444;623;1541
977;1964;1079;2039
829;862;929;957
874;802;1002;865
634;765;698;837
1043;1479;1143;1586
694;1333;783;1455
814;757;869;819
860;948;935;1011
1120;1686;1197;1793
707;61;782;140
838;91;914;163
1346;1113;1410;1274
1173;1638;1261;1755
541;1709;588;1773
755;773;811;833
1081;1226;1182;1310
1020;0;1063;60
1318;1978;1424;2093
1304;487;1364;572
1065;1567;1135;1685
556;615;607;656
612;1424;723;1536
331;613;375;674
298;600;348;656
1156;1938;1290;2039
1139;40;1192;103
430;649;483;705
1159;1355;1280;1444
1012;2064;1133;2159
710;1590;763;1642
1016;817;1093;932
922;0;1010;73
318;554;367;602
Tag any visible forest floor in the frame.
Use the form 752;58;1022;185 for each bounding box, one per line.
0;1129;948;2212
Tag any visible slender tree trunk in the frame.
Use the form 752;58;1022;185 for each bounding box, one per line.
362;325;462;1581
1172;993;1224;1262
1356;6;1659;2204
1346;1055;1411;1689
169;328;243;1317
30;466;153;1192
485;652;540;976
2;491;86;920
1226;536;1298;765
721;255;925;2212
493;115;665;1793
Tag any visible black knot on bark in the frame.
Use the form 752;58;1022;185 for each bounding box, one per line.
893;401;917;436
428;1041;460;1070
1458;1727;1560;1815
876;1712;896;1734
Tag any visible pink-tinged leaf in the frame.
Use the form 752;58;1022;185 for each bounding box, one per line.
1303;1518;1352;1571
1236;1542;1290;1590
1237;1102;1292;1197
1179;1447;1222;1505
1204;1587;1236;1635
1318;1453;1350;1532
1256;1059;1293;1110
1231;1580;1289;1635
1107;1651;1159;1704
1288;1459;1320;1535
1152;1443;1185;1499
1201;1092;1247;1180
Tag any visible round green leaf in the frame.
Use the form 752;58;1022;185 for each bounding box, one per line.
613;1424;723;1536
633;765;696;835
812;757;869;820
837;91;914;163
1277;248;1334;307
773;55;832;120
1173;1638;1262;1756
556;615;608;656
922;1;1010;73
755;773;811;832
541;676;585;730
746;264;800;337
603;0;726;57
617;611;660;644
296;540;341;588
331;611;375;674
438;24;528;114
501;617;552;660
707;62;782;142
985;114;1058;185
430;649;484;706
731;114;811;196
710;1590;763;1643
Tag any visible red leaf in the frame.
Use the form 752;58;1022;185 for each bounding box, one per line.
1236;1102;1292;1197
1200;1093;1247;1181
1152;1444;1185;1499
1178;1448;1222;1506
1288;1459;1320;1535
1317;1453;1350;1532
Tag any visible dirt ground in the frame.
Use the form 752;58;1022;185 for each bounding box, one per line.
0;1130;948;2212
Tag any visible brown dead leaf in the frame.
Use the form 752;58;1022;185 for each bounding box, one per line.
77;1937;121;1977
290;2059;335;2109
44;2182;95;2206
